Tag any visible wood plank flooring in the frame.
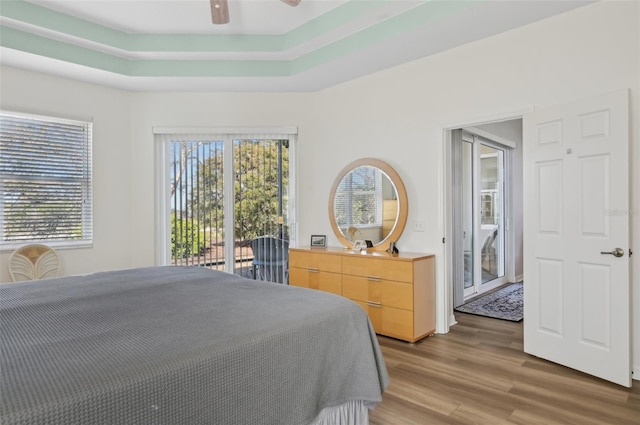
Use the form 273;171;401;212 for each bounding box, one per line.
369;313;640;425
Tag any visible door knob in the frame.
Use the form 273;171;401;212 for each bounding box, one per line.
600;248;624;257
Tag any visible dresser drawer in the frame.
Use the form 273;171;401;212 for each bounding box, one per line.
342;256;413;283
289;267;342;296
342;275;413;311
353;301;414;341
290;250;341;273
289;247;435;343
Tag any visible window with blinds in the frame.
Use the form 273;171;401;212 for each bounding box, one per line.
158;131;292;283
334;165;383;228
0;111;93;248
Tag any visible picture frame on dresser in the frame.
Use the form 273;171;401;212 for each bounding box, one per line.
310;234;326;248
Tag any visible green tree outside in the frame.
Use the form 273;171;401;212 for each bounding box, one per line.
171;138;289;261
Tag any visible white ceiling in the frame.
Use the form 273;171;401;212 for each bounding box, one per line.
0;0;596;92
27;0;350;34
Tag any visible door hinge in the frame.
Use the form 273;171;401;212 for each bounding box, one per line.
442;237;445;244
630;249;633;257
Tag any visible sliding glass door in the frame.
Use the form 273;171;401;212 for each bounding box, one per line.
156;131;295;283
461;133;508;299
462;140;475;293
479;144;505;285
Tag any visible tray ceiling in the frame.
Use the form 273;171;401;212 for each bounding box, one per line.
0;0;595;92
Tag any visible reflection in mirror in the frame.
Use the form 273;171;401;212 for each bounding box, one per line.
333;166;398;245
329;158;407;251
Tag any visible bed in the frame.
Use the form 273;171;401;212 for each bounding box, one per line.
0;266;388;425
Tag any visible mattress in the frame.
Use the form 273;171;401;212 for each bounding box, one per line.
0;266;388;425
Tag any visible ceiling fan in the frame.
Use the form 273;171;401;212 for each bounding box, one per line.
210;0;301;25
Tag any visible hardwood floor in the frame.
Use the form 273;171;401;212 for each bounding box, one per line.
369;313;640;425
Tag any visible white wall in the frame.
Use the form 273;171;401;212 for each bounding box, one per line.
1;1;638;378
0;67;133;280
127;92;310;265
296;0;639;376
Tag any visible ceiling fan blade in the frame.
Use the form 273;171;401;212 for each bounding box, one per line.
281;0;301;6
211;0;229;24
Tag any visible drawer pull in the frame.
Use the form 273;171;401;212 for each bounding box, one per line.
366;276;381;282
307;267;319;273
366;301;382;308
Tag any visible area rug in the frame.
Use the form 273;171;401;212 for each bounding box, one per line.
455;282;523;322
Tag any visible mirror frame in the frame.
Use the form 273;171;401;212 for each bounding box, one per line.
328;158;408;251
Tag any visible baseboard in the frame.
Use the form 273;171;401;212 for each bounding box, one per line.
633;366;639;381
515;274;524;282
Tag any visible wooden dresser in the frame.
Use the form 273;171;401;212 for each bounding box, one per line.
289;247;435;343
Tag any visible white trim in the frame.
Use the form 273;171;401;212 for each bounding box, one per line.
288;135;298;248
465;126;517;149
0;109;93;125
223;137;235;273
443;110;531;132
154;140;171;266
0;240;92;254
152;126;298;135
437;130;452;334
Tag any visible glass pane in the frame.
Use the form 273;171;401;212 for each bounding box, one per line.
480;145;505;284
233;139;289;283
462;141;474;290
170;140;225;269
168;137;290;283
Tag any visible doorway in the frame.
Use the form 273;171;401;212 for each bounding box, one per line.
447;120;523;310
154;129;297;282
442;91;631;387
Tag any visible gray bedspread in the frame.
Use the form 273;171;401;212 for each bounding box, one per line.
0;266;388;425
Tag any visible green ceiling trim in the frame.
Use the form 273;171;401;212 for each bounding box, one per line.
0;0;129;49
128;34;283;52
130;60;290;77
0;0;381;53
0;26;129;74
291;0;482;73
0;0;485;78
0;26;292;76
282;0;389;49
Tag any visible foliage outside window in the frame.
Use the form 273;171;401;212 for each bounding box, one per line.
0;111;93;248
334;166;382;228
170;138;289;264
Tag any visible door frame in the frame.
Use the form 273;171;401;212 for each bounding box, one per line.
441;111;526;330
462;130;512;299
153;126;298;269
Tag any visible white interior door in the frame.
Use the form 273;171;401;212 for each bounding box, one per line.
523;90;631;387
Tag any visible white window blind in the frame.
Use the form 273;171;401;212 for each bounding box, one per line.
0;111;93;248
334;166;383;228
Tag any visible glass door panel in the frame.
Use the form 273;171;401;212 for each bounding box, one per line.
170;139;225;269
167;136;290;284
233;138;290;282
480;145;505;285
456;134;509;302
462;140;474;291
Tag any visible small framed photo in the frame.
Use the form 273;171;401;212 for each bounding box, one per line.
352;239;365;251
310;234;326;248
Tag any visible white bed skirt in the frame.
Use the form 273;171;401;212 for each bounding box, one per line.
308;400;370;425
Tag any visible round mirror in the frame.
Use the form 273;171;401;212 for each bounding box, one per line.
328;158;408;251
